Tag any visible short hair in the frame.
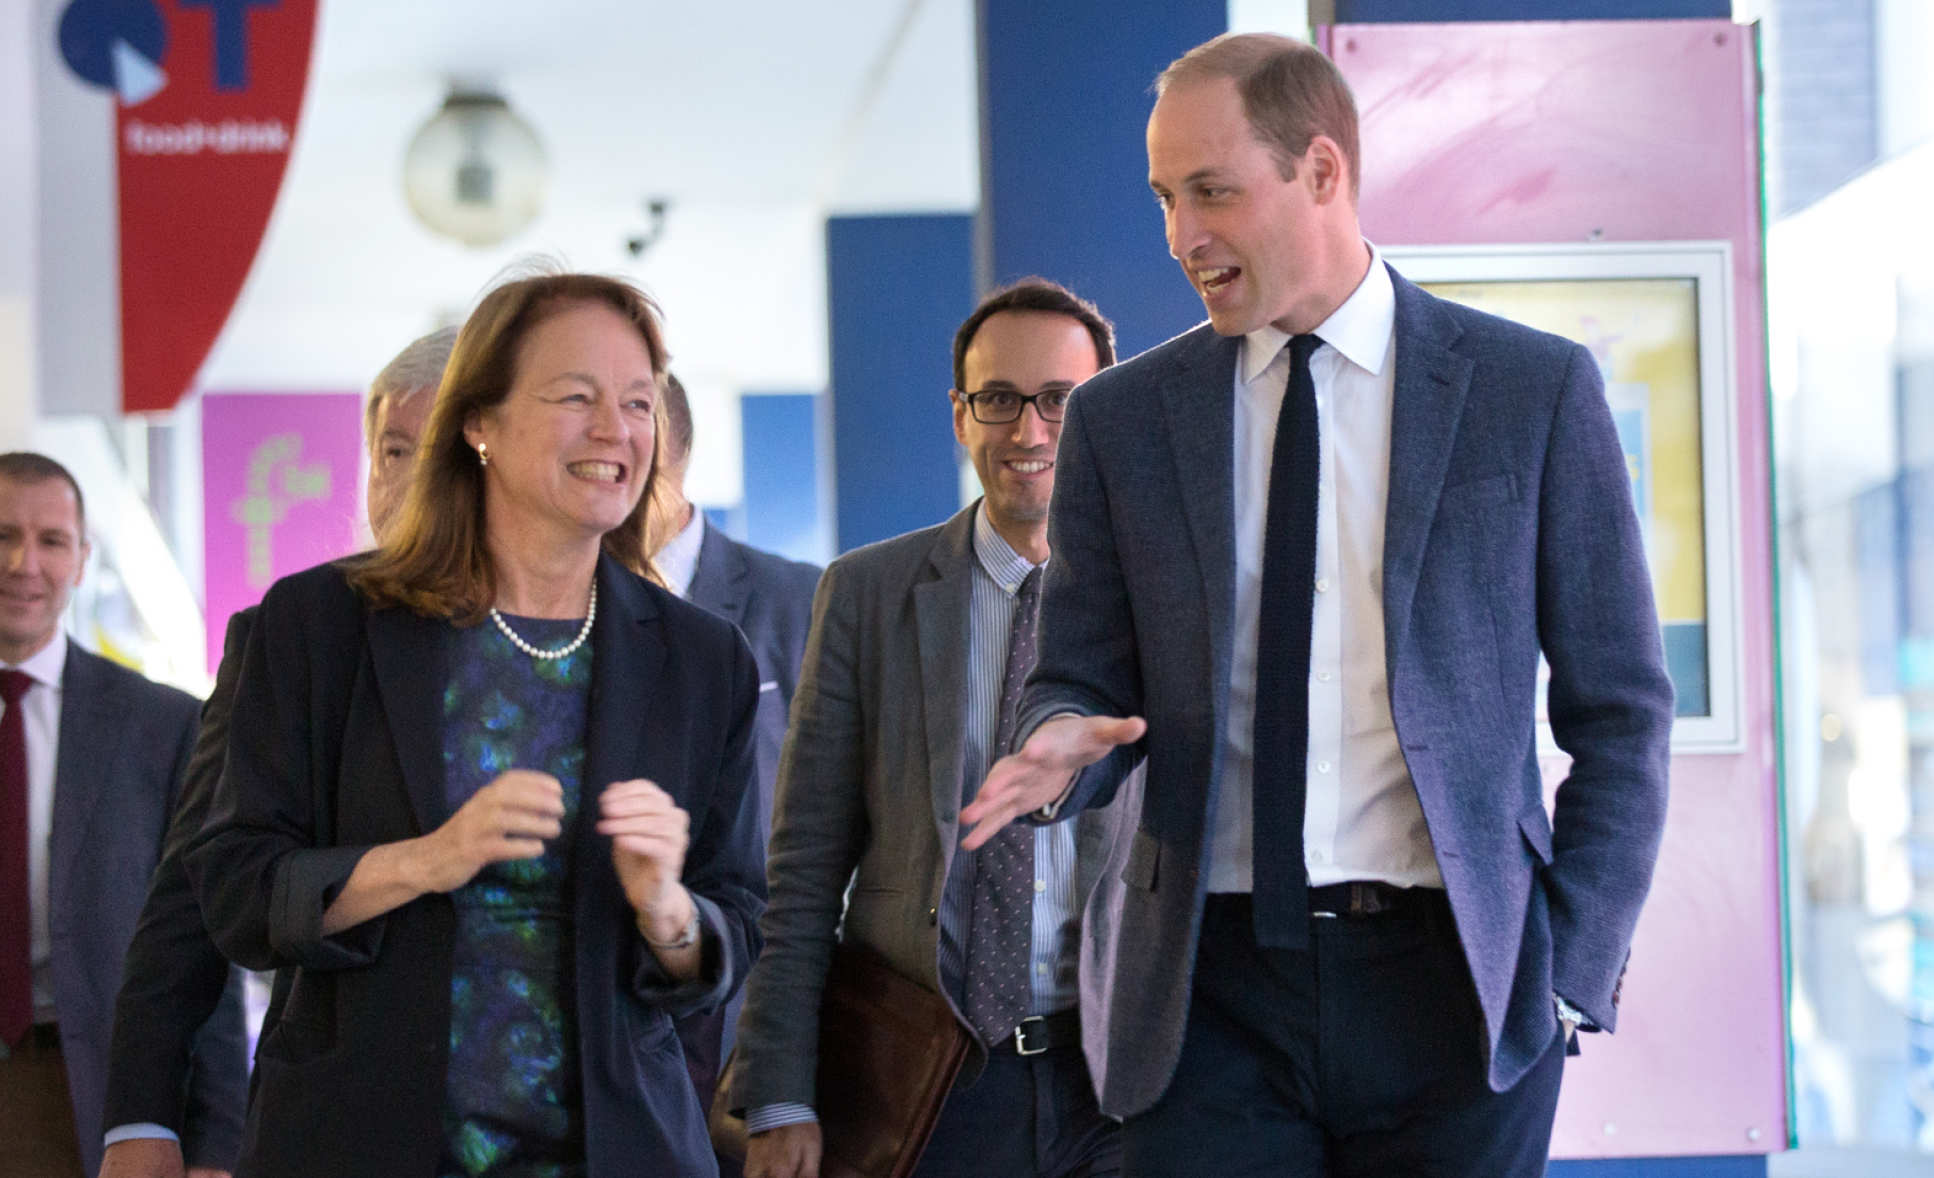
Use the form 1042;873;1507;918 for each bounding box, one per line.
1157;32;1361;200
659;372;695;467
0;452;86;534
347;271;670;621
951;278;1116;391
364;326;459;448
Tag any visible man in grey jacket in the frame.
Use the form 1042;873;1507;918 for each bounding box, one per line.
733;279;1128;1178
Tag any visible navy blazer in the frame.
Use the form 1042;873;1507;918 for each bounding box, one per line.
186;554;766;1177
49;643;246;1176
102;608;255;1159
1018;267;1675;1114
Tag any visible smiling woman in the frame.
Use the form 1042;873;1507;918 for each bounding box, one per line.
186;271;768;1178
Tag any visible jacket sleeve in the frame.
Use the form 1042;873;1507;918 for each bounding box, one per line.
629;628;768;1018
728;559;872;1113
101;610;255;1158
1536;342;1676;1032
1015;391;1146;816
187;573;388;973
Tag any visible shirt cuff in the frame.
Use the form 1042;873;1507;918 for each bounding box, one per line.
104;1123;181;1146
1554;993;1595;1030
745;1103;819;1134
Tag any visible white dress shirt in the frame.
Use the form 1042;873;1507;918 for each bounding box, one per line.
1208;244;1444;894
4;630;67;1023
655;506;706;599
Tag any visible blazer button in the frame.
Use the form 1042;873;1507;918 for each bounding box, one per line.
927;907;938;927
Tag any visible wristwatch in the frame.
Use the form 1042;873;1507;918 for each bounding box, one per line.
644;909;701;951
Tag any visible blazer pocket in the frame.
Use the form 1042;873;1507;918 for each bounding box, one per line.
1440;472;1517;509
1121;829;1161;892
1517;801;1554;866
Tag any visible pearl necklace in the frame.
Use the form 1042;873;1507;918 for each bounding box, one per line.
489;581;597;660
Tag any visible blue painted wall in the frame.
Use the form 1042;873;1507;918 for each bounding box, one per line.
1334;0;1728;18
740;392;829;565
826;214;975;552
978;0;1225;359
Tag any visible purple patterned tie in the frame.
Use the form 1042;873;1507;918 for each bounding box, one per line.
963;567;1042;1047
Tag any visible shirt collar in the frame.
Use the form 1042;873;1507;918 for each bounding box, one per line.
1240;241;1396;385
656;506;707;599
972;501;1041;593
4;629;68;692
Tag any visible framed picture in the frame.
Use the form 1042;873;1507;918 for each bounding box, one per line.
1384;241;1744;752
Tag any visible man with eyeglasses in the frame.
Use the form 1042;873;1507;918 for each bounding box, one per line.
731;279;1130;1178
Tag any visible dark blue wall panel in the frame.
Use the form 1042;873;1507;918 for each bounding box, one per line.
1335;0;1728;19
979;0;1226;360
741;392;829;564
1551;1157;1767;1178
826;214;974;553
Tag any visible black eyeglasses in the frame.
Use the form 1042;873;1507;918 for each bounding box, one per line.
961;388;1073;424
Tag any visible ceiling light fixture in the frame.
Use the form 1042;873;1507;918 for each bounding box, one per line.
402;87;547;247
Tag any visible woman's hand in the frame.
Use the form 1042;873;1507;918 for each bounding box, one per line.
320;769;563;937
418;769;565;892
596;779;690;930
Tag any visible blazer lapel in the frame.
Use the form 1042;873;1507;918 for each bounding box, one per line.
914;507;977;844
1382;269;1475;661
366;605;452;835
1161;327;1242;698
49;646;116;905
583;554;663;808
687;521;747;624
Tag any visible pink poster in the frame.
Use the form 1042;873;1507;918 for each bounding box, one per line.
201;392;364;674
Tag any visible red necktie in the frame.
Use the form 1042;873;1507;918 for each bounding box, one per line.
0;668;34;1047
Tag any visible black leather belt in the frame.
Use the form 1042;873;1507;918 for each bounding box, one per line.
1307;881;1442;919
997;1009;1081;1056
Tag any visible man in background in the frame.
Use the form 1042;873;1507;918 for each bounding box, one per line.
95;327;457;1178
0;452;239;1178
649;372;821;1158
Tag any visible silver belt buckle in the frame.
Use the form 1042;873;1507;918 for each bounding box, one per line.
1013;1018;1048;1056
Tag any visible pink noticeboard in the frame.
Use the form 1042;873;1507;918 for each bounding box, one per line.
200;392;365;675
1326;18;1783;1160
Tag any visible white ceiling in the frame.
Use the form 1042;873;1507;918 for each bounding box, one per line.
201;0;979;505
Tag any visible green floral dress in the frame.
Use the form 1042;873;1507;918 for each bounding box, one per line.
437;616;592;1178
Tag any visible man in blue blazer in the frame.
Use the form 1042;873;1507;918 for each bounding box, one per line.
964;34;1674;1177
0;453;244;1178
648;374;821;1152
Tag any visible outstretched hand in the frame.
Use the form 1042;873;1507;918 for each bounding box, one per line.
960;714;1144;850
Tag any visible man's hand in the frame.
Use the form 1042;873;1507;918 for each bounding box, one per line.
745;1121;822;1178
960;714;1145;850
97;1137;186;1178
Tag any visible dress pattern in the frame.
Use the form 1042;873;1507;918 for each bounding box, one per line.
438;616;592;1178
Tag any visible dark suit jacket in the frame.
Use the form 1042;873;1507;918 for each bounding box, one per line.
185;554;766;1177
731;504;1124;1113
1017;267;1676;1115
50;643;246;1176
676;523;819;1111
101;609;255;1165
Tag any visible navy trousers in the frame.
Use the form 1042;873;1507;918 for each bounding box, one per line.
1122;892;1565;1178
913;1034;1120;1178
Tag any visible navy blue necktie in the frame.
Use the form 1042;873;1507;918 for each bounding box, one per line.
1252;334;1322;950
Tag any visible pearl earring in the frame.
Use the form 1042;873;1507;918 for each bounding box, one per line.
477;442;490;467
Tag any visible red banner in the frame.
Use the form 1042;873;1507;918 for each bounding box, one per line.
114;0;317;414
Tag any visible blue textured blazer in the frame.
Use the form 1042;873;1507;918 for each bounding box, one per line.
186;554;766;1177
1018;266;1676;1116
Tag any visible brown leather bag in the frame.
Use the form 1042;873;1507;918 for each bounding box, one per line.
710;945;971;1178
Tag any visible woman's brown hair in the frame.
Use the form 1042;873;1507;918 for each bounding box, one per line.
347;271;669;621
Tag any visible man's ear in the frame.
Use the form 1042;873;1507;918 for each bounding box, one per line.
1304;135;1348;204
951;390;971;446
